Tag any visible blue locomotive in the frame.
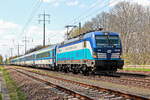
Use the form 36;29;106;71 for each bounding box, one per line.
10;31;124;74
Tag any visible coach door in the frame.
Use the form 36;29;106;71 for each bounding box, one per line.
33;54;35;65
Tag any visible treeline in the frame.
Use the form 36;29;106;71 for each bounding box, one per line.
0;55;3;64
69;2;150;65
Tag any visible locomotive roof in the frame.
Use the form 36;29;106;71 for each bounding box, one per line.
83;31;119;38
62;31;119;45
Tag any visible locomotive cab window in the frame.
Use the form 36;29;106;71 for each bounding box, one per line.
109;36;120;45
95;35;120;47
95;36;108;46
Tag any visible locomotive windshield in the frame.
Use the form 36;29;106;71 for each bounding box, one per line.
95;35;120;47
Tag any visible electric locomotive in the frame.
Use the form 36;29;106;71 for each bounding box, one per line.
56;31;124;74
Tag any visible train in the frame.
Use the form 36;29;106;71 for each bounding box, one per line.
10;31;124;75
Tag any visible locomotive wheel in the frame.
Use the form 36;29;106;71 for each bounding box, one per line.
81;65;87;76
66;65;71;72
64;67;69;73
73;70;77;74
72;67;78;74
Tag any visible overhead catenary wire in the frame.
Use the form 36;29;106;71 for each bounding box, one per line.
65;0;101;25
67;0;118;26
66;0;120;39
28;0;118;46
48;0;116;43
19;0;44;54
73;0;118;26
73;1;110;25
20;0;43;37
66;0;109;26
24;0;115;45
19;0;118;54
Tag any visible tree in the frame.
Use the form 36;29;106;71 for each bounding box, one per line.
0;55;3;64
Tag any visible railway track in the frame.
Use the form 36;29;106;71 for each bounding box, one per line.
94;74;150;89
116;72;150;77
38;66;150;89
8;66;149;100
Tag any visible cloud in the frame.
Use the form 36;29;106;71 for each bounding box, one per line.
41;0;82;7
41;0;64;6
0;20;21;41
26;25;65;47
0;20;21;57
79;4;86;8
41;0;59;3
0;20;65;57
109;0;150;7
41;0;50;3
0;20;19;30
53;2;60;7
66;0;79;6
131;0;150;6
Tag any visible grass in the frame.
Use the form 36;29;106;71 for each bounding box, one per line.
0;68;2;100
0;66;2;71
123;67;150;71
0;66;26;100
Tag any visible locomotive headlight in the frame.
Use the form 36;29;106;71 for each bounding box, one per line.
119;54;123;58
111;53;120;58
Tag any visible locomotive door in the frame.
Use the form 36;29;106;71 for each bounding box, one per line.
83;41;87;59
52;49;56;66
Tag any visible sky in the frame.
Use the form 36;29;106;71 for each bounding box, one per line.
0;0;150;59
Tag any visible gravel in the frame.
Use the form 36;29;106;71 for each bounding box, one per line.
7;69;65;100
5;66;150;99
